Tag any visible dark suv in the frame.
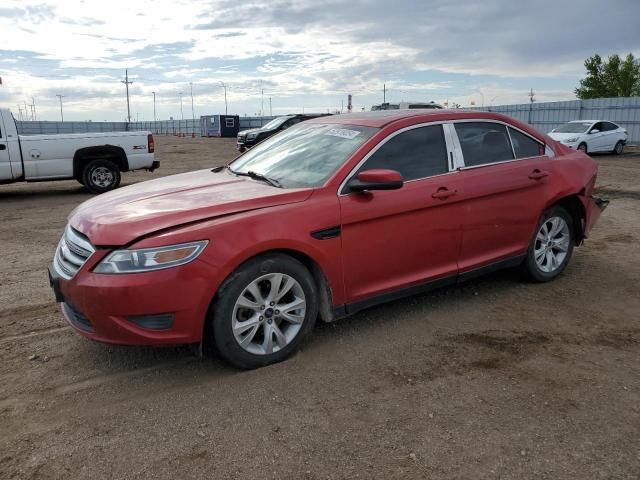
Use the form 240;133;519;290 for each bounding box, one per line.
236;114;330;151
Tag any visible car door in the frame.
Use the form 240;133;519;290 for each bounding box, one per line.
601;121;620;150
451;121;553;273
339;123;465;305
0;117;13;180
588;122;609;151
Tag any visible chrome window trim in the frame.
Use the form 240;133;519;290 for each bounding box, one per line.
337;121;458;196
450;118;553;169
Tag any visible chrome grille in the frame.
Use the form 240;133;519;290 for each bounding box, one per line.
53;226;95;280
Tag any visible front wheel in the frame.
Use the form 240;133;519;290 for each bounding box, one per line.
82;159;121;193
577;143;588;154
522;206;574;282
211;254;318;369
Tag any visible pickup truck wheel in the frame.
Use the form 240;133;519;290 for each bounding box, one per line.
522;206;574;282
82;159;121;193
210;253;318;369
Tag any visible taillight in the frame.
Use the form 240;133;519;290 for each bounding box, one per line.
148;134;155;153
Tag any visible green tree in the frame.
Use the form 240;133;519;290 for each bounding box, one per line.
575;53;640;99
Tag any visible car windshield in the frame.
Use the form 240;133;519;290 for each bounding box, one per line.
261;117;291;130
230;123;378;188
554;122;591;133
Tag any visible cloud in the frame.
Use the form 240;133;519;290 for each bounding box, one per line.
1;0;639;120
59;16;105;26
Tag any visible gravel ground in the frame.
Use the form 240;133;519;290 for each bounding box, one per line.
1;136;639;479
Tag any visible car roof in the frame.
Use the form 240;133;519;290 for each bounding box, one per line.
568;120;597;123
303;109;524;128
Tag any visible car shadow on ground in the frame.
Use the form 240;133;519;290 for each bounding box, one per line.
70;267;524;381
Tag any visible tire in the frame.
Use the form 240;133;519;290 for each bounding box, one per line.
613;141;624;155
522;206;575;282
82;159;121;194
577;143;588;154
211;253;318;369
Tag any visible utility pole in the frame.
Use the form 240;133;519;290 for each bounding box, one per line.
24;101;30;120
219;82;228;115
121;69;133;124
17;105;23;121
179;92;184;120
383;83;386;103
56;94;65;121
261;88;264;117
152;91;156;122
31;98;36;120
528;88;535;103
189;82;195;120
269;97;272;116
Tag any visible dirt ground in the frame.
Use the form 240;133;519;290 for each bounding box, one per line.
1;136;639;479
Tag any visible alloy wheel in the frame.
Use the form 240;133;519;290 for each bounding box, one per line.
231;273;306;355
534;216;570;273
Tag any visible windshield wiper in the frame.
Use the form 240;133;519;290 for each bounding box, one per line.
227;167;282;188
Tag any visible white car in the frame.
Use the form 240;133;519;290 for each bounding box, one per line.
548;120;628;155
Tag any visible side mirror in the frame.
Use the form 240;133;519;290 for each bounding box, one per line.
347;169;403;192
550;128;556;133
590;129;600;134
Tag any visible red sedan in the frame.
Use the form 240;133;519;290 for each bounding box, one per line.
49;110;608;368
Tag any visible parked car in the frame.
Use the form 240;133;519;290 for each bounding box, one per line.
548;120;627;155
236;113;330;151
49;110;607;369
0;108;159;193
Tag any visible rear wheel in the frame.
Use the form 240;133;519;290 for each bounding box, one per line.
522;206;574;282
614;141;624;155
82;159;121;193
210;254;318;369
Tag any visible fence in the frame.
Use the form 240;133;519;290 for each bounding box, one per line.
470;97;640;144
16;116;278;137
15;97;640;143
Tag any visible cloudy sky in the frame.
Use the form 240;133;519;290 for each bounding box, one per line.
1;0;638;122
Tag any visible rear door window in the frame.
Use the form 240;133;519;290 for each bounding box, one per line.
508;127;544;158
455;122;514;167
357;125;449;181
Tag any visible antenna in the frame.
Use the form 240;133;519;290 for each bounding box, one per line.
121;69;133;123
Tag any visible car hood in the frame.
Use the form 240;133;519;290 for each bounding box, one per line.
239;127;269;136
548;132;585;141
69;169;313;246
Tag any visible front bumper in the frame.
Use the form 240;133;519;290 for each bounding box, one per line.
48;259;216;346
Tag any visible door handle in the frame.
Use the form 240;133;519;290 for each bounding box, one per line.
528;169;549;180
432;188;457;200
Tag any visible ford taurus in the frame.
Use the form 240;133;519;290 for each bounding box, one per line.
49;110;608;369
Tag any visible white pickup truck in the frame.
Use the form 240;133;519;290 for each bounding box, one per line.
0;108;159;193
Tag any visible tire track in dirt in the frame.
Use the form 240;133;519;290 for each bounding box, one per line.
0;357;198;412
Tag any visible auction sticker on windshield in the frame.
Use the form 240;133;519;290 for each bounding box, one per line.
325;128;361;139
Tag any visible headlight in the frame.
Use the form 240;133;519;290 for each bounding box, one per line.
94;241;208;274
564;137;579;143
247;133;258;140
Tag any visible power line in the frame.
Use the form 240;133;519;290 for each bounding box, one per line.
121;69;133;123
